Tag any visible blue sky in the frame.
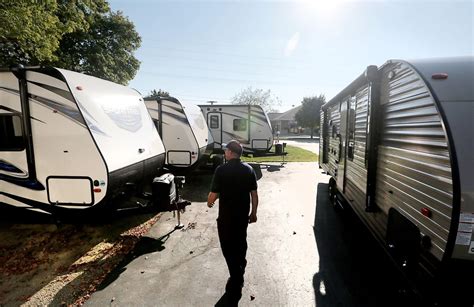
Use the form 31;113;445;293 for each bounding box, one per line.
109;0;473;112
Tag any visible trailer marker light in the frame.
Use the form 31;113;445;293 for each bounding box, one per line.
93;188;102;193
76;85;83;90
432;73;448;80
421;207;432;218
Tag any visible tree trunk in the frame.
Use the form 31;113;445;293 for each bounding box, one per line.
310;125;314;139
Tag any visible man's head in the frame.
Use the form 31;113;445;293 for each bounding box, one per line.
223;140;243;160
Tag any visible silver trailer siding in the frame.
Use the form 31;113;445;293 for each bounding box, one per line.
319;57;474;300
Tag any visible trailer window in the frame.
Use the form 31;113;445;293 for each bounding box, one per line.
0;114;24;151
210;115;219;129
233;119;247;131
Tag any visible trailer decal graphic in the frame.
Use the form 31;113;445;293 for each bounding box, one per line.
28;81;75;103
0;160;24;174
31;95;86;125
161;110;189;125
0;175;45;191
219;111;266;127
101;101;143;133
165;104;186;115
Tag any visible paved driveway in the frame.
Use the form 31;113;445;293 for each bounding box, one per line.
86;162;417;306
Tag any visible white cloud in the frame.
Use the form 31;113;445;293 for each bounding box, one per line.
284;32;300;57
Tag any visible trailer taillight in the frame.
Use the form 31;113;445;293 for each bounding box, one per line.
93;188;102;193
421;207;432;218
432;73;448;80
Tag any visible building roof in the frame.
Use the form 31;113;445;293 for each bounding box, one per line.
273;105;301;121
267;112;282;120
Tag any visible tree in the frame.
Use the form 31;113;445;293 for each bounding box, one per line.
231;87;281;113
145;89;170;99
0;0;141;85
0;0;65;65
294;94;326;139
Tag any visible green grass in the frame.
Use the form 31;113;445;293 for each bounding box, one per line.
241;145;318;163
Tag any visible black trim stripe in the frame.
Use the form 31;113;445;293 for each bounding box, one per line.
0;175;45;190
30;94;85;125
0;86;20;97
162;110;189;125
222;131;249;143
0;160;24;174
164;104;186;114
28;80;75;103
0;104;20;113
218;111;266;128
0;191;58;213
0;89;47;124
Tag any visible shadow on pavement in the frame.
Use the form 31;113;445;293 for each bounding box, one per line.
0;202;158;225
95;228;177;291
248;163;285;177
313;183;425;307
0;204;56;224
180;170;214;202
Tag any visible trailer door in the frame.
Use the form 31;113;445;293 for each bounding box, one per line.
336;100;349;192
207;112;222;149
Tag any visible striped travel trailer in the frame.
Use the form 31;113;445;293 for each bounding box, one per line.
145;97;214;171
199;104;274;154
319;57;473;302
0;66;166;214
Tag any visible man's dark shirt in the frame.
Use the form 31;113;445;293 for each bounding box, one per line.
210;159;258;225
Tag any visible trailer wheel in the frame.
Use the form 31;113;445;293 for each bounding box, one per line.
328;178;337;207
386;208;421;273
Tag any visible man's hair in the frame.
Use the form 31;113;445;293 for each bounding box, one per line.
225;140;243;157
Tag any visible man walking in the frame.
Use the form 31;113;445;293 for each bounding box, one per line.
207;140;259;297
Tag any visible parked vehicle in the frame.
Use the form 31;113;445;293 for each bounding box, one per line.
319;56;473;303
199;104;274;154
0;66;165;214
145;97;213;171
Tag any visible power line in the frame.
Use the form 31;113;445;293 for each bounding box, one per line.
140;41;308;64
138;52;310;72
139;70;317;86
139;60;300;78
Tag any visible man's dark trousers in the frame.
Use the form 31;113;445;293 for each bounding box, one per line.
217;219;248;288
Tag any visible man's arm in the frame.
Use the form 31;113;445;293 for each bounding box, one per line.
249;190;258;223
207;192;218;208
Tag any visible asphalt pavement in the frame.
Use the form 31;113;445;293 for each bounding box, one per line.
86;156;419;306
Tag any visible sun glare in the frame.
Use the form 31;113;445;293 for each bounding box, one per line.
302;0;344;20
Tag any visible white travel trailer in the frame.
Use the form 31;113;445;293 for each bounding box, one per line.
0;66;165;213
199;104;274;154
319;57;473;303
145;97;213;171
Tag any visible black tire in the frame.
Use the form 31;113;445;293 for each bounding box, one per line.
328;178;338;208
